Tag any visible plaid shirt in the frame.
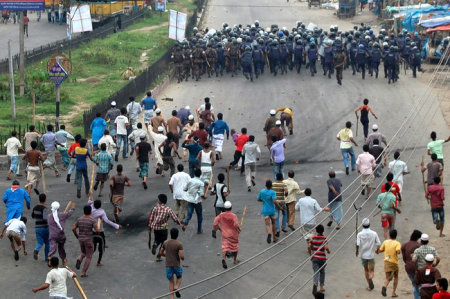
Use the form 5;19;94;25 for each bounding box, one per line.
413;245;439;269
93;151;114;174
148;204;181;230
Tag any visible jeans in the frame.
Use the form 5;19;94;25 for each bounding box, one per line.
275;205;287;231
431;207;445;224
68;158;76;175
361;118;369;138
273;161;285;180
58;11;63;24
407;273;420;299
76;169;90;193
35;227;50;260
340;147;356;169
374;163;383;178
188;161;197;178
116;134;127;158
329;201;343;224
185;202;203;233
312;258;326;286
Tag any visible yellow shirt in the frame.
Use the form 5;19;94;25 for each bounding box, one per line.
276;108;293;117
283;178;304;204
379;239;401;264
337;128;354;149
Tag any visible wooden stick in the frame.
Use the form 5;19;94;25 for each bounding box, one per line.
39;162;47;194
89;164;96;198
355;116;359;137
64;201;72;213
66;267;87;299
204;173;214;198
421;156;427;193
226;166;230;191
240;205;247;227
97;217;102;231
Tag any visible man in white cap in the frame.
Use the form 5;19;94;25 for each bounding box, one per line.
263;109;278;136
275;107;294;135
414;254;441;299
149;126;168;172
140;91;157;131
47;201;76;265
105;101;120;138
356;218;381;291
413;234;440;270
365;124;388;149
151;108;167;134
213;201;240;269
114;107;130;161
181;115;199;163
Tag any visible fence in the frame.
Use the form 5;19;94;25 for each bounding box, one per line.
0;121;52;154
82;0;206;137
0;10;145;74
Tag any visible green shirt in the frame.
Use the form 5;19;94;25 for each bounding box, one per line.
376;192;396;214
427;140;445;159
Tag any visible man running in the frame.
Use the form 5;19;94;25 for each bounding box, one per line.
356;218;381;291
257;180;282;244
141;91;157;132
31;194;49;262
136;134;152;189
378;229;401;297
356;144;376;200
169;164;191;222
388;151;409;192
337;121;358;175
93;143;114;197
275;107;294;135
32;256;77;297
48;201;75;265
242;135;261;192
427;131;450;167
377;183;401;239
0;216;27;260
110;164;131;224
327;170;342;229
213;201;240;269
209;113;230;160
160;228;184;299
355;98;378;140
3;180;31;223
22;141;45;195
183;169;206;234
425;177;445;237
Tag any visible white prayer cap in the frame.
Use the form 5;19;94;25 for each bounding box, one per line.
155;108;161;114
421;234;429;241
275;120;281;125
372;124;378;130
425;254;435;262
270;109;276;115
140;133;146;139
188;115;194;120
111;101;116;106
158;126;164;132
362;218;370;226
185;105;190;110
224;201;232;209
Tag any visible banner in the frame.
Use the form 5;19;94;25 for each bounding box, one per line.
168;9;187;42
0;0;44;11
70;4;93;33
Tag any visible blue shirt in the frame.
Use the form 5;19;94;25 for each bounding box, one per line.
257;189;276;216
182;143;203;163
209;120;230;137
75;147;91;170
178;108;191;126
90;117;107;145
141;97;157;110
40;132;57;152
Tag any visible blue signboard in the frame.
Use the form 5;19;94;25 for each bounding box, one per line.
0;0;44;11
48;62;68;87
155;0;166;12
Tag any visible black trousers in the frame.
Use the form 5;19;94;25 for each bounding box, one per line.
230;150;245;173
93;231;105;264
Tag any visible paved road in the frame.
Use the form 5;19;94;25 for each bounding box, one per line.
0;1;449;299
0;12;67;60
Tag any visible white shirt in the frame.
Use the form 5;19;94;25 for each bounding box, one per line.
128;129;147;142
4;137;21;156
45;268;73;297
5;218;26;241
197;104;214;114
388;159;408;183
214;182;228;208
115;115;129;135
295;196;322;226
126;101;142;121
98;135;116;155
169;172;191;200
356;228;381;259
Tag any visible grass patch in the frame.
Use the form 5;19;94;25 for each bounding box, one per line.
0;1;194;136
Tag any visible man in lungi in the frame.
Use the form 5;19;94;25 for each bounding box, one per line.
213;201;240;269
22;141;45;195
209;113;230;160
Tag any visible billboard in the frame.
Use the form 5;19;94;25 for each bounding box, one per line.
0;0;44;11
168;10;186;42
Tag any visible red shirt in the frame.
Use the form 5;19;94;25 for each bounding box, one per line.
426;184;445;208
188;129;208;146
381;181;400;206
433;292;450;299
24;16;29;25
68;142;80;156
235;134;249;152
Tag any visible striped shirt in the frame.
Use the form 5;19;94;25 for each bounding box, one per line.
311;235;328;260
272;181;287;204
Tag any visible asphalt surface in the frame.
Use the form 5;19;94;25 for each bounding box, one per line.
0;1;449;299
0;12;67;60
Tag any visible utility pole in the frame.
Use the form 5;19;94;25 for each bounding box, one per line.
8;40;16;120
19;11;25;96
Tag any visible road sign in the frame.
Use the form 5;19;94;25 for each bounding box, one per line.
0;0;44;11
47;54;72;87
